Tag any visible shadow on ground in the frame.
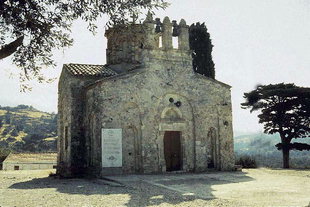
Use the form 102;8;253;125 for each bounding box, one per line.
9;171;253;207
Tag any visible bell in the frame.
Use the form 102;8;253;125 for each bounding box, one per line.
155;18;162;33
172;20;179;37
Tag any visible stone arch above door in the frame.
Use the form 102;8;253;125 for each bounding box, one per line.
155;93;195;172
161;107;183;121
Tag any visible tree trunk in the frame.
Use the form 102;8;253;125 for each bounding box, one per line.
282;147;290;169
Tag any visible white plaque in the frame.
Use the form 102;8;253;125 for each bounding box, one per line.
101;128;122;167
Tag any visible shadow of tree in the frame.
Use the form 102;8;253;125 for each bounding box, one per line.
9;171;254;207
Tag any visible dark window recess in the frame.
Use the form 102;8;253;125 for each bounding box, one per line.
14;166;19;170
208;161;215;168
53;165;57;169
64;126;69;150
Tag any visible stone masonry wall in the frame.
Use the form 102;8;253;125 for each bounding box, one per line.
59;14;234;176
84;58;234;174
57;70;102;177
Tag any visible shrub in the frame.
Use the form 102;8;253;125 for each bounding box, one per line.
235;155;257;168
11;128;19;137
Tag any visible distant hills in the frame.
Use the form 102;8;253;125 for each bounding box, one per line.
0;105;57;153
234;133;279;154
234;133;310;168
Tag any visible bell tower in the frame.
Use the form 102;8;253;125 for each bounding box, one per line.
105;12;192;67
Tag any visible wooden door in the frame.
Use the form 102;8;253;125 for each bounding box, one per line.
164;131;182;171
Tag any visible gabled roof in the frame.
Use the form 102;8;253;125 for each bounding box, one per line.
3;152;57;164
64;63;118;77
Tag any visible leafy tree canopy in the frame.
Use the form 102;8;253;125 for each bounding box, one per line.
189;22;215;79
241;83;310;168
0;0;167;90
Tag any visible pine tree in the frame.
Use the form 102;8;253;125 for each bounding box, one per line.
241;83;310;168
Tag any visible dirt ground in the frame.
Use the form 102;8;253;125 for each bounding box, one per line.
0;168;309;207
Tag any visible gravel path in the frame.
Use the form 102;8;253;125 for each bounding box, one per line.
0;169;309;207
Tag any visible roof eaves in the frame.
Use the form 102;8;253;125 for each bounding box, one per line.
194;73;231;88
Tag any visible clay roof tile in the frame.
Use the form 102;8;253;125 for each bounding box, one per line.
64;64;118;77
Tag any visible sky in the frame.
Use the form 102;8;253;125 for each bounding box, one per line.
0;0;310;134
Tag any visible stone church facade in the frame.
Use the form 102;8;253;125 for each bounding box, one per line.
57;14;234;177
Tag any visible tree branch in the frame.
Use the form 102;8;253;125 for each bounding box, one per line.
276;142;310;151
0;36;24;60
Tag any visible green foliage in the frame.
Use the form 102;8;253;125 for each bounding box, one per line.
16;105;34;110
242;83;310;139
241;83;310;168
10;128;18;137
276;142;310;151
1;127;9;136
0;0;168;90
0;105;34;111
189;22;215;79
4;111;11;124
235;154;257;168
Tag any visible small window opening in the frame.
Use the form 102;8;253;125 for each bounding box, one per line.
53;165;57;169
159;36;163;48
14;166;19;170
172;36;178;49
64;126;68;150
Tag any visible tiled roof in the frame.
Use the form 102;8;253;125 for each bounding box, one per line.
3;152;57;163
64;63;118;77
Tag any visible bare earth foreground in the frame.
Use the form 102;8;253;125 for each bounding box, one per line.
0;168;309;207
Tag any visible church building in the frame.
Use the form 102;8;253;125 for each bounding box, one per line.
57;13;235;177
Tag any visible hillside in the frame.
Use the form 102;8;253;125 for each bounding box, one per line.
0;105;57;154
234;133;310;168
